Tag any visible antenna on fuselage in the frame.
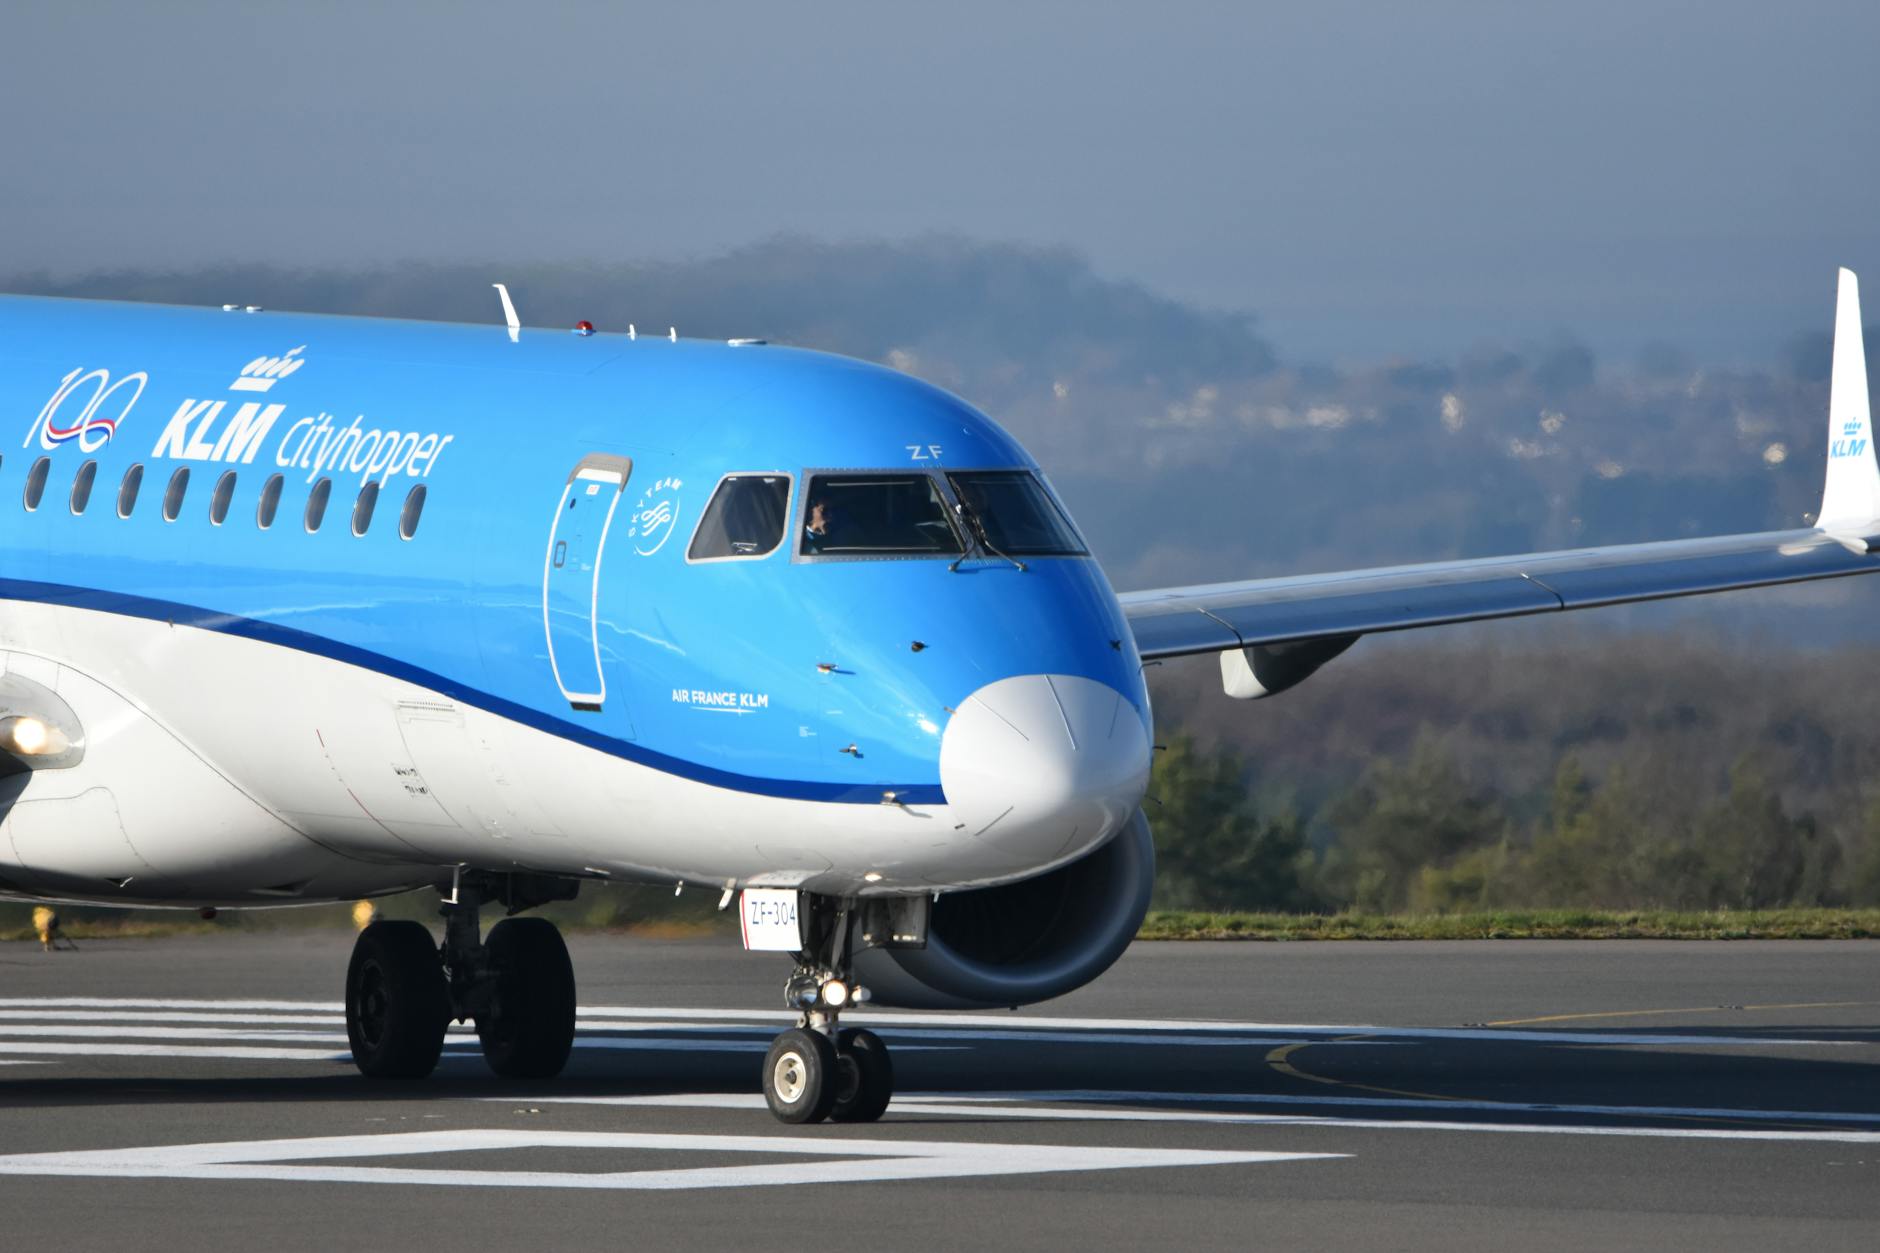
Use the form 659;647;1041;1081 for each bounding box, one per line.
491;283;521;343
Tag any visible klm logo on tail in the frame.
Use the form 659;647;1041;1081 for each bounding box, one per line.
1831;418;1868;460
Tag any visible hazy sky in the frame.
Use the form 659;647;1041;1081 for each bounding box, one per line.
3;0;1877;362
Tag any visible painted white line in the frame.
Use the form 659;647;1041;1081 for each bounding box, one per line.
575;1008;1854;1047
890;1102;1880;1144
0;1129;1342;1190
0;1030;349;1053
563;1038;961;1054
0;999;348;1012
0;1024;351;1044
522;1092;1880;1144
0;1009;344;1026
0;1032;959;1060
0;1011;1383;1052
914;1089;1880;1128
0;999;1847;1048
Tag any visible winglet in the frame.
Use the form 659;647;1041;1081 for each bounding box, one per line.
1817;267;1880;532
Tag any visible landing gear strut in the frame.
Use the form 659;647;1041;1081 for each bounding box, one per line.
342;872;578;1081
760;896;895;1124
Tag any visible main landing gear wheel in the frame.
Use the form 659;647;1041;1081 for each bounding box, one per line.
831;1026;893;1124
476;916;577;1079
346;920;450;1079
763;1027;839;1124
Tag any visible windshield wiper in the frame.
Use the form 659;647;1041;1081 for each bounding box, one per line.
947;500;1027;572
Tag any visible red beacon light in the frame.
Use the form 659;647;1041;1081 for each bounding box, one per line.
572;320;595;337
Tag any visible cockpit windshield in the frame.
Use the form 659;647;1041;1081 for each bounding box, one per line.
945;471;1086;556
800;473;963;556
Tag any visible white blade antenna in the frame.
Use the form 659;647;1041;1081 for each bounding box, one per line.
491;283;521;343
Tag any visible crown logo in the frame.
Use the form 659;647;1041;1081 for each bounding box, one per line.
231;345;307;393
1844;419;1864;438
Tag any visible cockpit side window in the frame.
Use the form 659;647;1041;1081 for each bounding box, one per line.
944;470;1087;556
799;473;963;557
688;474;792;561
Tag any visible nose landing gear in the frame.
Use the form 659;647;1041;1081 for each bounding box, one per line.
758;897;897;1124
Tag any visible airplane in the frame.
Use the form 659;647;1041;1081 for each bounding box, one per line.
0;268;1873;1125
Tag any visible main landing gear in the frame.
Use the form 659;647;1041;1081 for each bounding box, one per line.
344;872;578;1081
760;897;895;1125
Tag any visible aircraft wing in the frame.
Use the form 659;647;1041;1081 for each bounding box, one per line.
1121;267;1880;672
1120;527;1880;659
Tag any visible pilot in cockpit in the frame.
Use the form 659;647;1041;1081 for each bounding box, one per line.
804;497;833;552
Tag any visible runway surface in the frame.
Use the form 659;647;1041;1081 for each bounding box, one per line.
0;931;1874;1250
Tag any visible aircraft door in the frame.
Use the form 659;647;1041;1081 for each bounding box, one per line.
543;453;632;710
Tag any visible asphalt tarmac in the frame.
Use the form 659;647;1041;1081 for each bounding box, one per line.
0;931;1874;1251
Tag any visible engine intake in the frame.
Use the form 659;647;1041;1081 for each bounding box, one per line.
851;809;1154;1010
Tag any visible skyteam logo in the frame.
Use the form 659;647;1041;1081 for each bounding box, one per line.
628;477;683;556
24;367;149;453
1832;417;1868;460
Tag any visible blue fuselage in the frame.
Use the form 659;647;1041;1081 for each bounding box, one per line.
0;296;1148;829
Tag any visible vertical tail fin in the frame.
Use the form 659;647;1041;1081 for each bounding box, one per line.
1817;267;1880;533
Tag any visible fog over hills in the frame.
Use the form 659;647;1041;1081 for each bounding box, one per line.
9;236;1876;626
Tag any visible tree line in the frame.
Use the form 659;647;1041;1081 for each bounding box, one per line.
1146;629;1880;913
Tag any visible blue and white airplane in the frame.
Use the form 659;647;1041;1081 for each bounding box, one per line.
0;270;1875;1123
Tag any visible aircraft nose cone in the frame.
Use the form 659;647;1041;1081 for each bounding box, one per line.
940;674;1151;865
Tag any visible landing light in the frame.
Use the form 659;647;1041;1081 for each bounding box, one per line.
2;716;52;755
822;979;850;1008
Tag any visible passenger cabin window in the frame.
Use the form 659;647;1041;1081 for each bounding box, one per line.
689;474;791;560
352;481;379;537
23;457;49;511
398;484;426;540
117;464;143;519
162;467;189;522
70;460;98;515
256;473;284;529
944;471;1087;556
799;473;962;557
209;470;237;525
304;477;332;532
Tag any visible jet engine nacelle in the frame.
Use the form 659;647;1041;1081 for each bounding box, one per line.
851;808;1154;1010
1219;634;1359;700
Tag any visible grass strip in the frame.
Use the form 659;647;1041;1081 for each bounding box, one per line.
1136;907;1880;940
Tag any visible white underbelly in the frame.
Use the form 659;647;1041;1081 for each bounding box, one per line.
0;601;1068;905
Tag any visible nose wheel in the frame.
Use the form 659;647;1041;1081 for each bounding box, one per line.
763;1027;838;1123
831;1027;894;1123
761;1023;895;1124
759;895;896;1124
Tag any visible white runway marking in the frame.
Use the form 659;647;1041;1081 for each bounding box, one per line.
0;998;1844;1048
0;1020;961;1059
0;1030;349;1053
919;1089;1880;1129
0;1129;1341;1190
529;1092;1880;1144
